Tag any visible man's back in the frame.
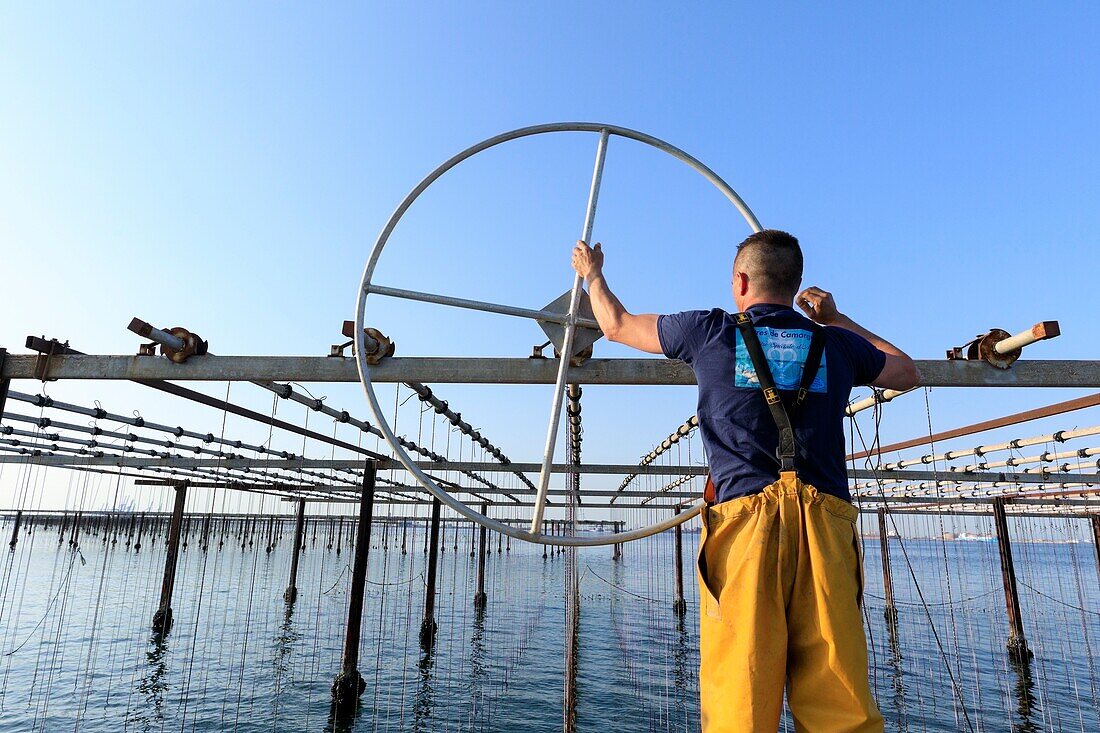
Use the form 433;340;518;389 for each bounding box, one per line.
657;303;885;503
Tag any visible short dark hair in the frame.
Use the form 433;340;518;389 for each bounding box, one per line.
734;229;803;297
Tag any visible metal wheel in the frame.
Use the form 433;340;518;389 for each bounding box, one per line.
354;122;762;546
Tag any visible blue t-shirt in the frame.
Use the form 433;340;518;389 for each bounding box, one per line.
657;303;886;503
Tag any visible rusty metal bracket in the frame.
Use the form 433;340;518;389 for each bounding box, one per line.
555;343;594;368
127;319;208;364
160;327;207;364
340;321;395;365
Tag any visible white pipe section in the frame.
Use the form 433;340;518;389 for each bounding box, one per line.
846;387;916;417
880;426;1100;470
994;321;1059;354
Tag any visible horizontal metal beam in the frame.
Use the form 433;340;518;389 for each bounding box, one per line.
3;454;1098;488
5;354;1100;387
128;480;697;499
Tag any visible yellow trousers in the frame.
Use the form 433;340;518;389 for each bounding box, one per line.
698;471;883;733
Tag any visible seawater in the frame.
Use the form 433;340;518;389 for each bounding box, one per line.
0;518;1097;732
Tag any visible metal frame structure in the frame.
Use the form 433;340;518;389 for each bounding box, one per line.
1;124;1096;544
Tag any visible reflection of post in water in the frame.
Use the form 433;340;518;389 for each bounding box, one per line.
563;543;579;733
671;602;693;725
885;612;910;733
1010;655;1041;733
412;639;437;733
272;598;300;690
468;601;488;723
130;633;169;729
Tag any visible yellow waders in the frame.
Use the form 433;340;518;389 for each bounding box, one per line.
697;471;883;733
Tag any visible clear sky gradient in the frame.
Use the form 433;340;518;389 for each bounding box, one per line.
2;4;1098;518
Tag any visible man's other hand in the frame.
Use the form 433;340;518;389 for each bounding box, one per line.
572;240;604;282
796;286;841;325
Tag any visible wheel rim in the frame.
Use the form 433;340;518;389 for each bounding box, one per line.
354;122;761;546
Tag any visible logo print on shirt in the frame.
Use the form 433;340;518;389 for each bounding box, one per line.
734;327;827;392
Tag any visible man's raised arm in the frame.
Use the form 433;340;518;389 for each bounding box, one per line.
796;286;920;391
571;240;663;355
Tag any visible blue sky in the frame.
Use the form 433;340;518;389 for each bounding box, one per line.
1;3;1098;521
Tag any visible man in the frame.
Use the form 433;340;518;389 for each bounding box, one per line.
571;230;919;733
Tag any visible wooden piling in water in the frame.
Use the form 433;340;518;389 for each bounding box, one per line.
474;503;488;610
673;506;686;616
992;498;1031;663
68;511;81;547
285;498;307;603
1090;514;1100;586
878;508;898;622
8;510;22;549
420;497;442;650
331;461;377;715
152;483;188;634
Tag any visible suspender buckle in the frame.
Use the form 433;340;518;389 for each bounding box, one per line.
763;387;781;405
795;387;808;406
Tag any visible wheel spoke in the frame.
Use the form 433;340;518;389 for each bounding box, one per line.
530;128;610;533
367;284;600;330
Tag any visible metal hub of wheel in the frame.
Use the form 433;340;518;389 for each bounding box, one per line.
354;122;762;546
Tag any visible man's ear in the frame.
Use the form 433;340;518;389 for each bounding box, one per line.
733;271;749;297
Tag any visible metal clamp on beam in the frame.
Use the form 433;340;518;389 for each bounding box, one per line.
129;318;208;364
27;337;69;381
948;321;1060;370
339;321;394;364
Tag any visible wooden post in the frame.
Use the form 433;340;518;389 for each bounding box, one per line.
878;508;898;622
68;511;82;547
0;348;10;420
474;503;489;610
152;483;188;634
673;506;686;616
992;498;1031;663
420;497;442;650
331;461;377;715
1091;515;1100;586
200;513;212;552
8;510;22;549
284;498;307;603
135;513;146;550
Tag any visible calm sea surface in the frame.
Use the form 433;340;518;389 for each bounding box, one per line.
0;515;1097;732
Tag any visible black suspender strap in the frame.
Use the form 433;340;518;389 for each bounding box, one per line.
733;312;826;473
734;312;797;471
792;327;826;410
